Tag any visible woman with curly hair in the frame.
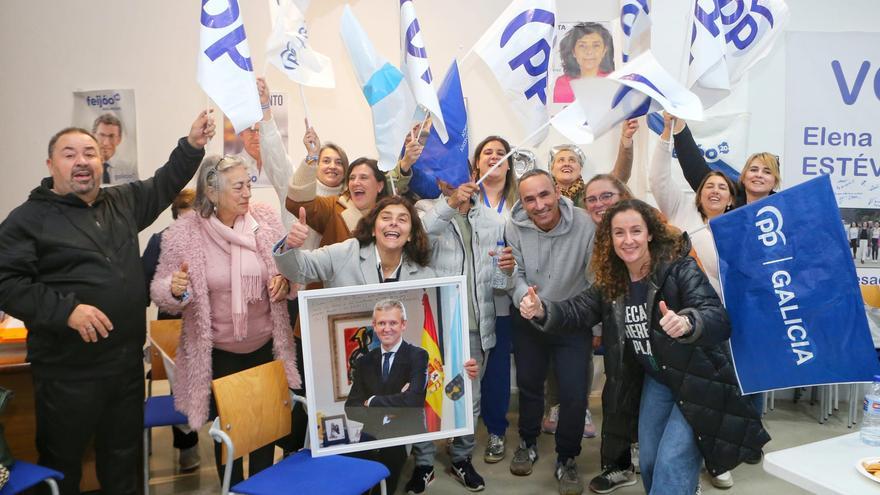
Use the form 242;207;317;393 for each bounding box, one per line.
553;22;615;103
520;199;769;495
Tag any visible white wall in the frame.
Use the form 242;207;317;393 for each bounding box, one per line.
1;0;876;246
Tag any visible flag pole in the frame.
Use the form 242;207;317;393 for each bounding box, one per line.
416;107;430;137
475;121;550;186
299;83;312;129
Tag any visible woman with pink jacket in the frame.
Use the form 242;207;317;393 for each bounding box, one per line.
151;154;300;484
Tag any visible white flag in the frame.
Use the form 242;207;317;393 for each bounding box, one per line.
400;0;448;143
266;0;335;88
472;0;557;143
689;0;789;108
340;6;417;171
550;103;593;144
620;0;651;63
571;51;703;140
198;0;262;134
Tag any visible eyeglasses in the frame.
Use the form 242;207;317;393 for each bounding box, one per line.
585;191;618;205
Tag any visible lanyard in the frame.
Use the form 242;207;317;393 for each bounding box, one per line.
479;184;505;213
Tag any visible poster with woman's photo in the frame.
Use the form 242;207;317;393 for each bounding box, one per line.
72;89;138;185
549;21;616;110
299;276;473;457
222;91;290;188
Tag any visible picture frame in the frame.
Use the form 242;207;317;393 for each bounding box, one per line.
299;276;473;457
320;414;350;447
328;311;377;401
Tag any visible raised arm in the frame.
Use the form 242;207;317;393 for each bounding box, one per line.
123;111;213;231
610;118;639;183
257;77;296;230
671;119;711;193
649;113;687;221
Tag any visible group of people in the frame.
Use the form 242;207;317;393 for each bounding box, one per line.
0;71;776;495
849;220;880;263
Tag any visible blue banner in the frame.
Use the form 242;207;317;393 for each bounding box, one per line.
710;175;880;393
409;61;471;199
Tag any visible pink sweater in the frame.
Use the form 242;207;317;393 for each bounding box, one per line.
151;203;300;428
202;227;273;353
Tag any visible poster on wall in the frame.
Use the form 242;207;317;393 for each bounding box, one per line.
299;276;473;457
72;89;138;185
222;91;290;188
549;21;616;109
784;31;880;286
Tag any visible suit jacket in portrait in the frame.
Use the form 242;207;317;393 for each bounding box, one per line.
344;340;429;440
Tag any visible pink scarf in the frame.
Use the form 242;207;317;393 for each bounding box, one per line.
205;213;264;341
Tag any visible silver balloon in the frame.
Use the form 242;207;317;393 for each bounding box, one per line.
512;149;537;178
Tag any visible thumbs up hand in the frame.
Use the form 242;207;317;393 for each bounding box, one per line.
658;301;692;338
171;262;190;298
519;286;544;320
286;207;311;249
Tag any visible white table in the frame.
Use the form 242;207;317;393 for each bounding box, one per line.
765;432;880;494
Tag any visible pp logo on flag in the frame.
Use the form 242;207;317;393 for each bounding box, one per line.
755;205;786;247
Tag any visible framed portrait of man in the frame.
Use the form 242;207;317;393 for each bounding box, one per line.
299;276;473;456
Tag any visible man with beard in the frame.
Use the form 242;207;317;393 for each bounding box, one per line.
0;111;215;494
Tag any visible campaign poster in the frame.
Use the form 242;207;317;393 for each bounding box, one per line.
549;21;616;110
222;91;290;188
72;89;138;185
784;32;880;286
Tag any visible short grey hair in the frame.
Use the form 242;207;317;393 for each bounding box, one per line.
193;154;247;218
372;298;407;321
92;113;122;135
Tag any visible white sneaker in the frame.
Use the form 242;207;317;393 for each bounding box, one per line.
583;409;597;438
710;470;733;489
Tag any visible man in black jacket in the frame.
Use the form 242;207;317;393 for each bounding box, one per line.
0;111;214;494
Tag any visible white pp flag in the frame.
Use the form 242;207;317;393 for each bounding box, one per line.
689;0;789;108
620;0;651;63
266;0;335;88
571;51;703;140
340;5;417;171
550;103;593;144
198;0;262;134
472;0;557;143
400;0;448;142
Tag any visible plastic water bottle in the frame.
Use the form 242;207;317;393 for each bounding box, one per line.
491;240;508;289
861;375;880;446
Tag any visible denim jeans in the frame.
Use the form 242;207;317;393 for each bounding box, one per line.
481;314;513;436
638;374;702;495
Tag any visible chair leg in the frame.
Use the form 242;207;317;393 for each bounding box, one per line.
45;478;60;495
380;479;388;495
769;390;775;410
144;429;150;495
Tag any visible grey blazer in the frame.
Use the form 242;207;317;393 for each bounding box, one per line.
273;237;436;288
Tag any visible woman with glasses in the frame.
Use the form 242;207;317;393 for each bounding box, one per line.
151;155;300;484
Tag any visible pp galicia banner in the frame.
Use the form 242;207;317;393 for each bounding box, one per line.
73;89;138;185
710;175;880;393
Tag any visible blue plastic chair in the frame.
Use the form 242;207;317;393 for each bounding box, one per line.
144;395;189;494
209;361;390;495
0;461;63;495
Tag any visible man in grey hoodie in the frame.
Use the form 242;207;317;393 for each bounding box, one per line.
505;169;595;495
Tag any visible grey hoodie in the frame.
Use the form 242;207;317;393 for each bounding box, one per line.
505;195;595;306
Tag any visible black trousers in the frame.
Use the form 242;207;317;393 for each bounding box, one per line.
209;341;278;484
347;444;408;495
33;368;144;495
511;308;589;461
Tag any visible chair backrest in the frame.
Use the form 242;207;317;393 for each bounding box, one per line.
148;319;182;381
863;284;880;308
211;360;292;462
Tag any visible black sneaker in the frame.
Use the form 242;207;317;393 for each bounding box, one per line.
743;449;764;465
405;465;435;494
588;465;637;494
555;458;584;495
509;440;539;476
450;457;485;492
